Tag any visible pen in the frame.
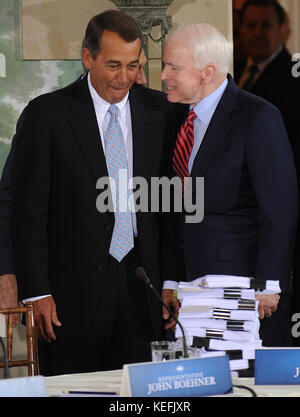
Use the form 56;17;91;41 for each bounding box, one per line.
64;390;117;395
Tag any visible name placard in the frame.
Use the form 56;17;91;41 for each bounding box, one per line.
120;356;232;397
255;349;300;385
0;376;46;397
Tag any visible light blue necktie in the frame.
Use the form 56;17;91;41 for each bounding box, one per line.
105;104;134;262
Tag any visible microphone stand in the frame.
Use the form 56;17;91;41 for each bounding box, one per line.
135;267;189;358
0;336;10;379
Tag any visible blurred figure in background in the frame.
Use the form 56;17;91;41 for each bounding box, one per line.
235;0;300;346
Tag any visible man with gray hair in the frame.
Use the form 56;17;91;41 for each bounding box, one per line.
161;23;298;346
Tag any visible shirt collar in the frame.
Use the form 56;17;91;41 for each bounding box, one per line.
87;71;129;121
191;78;228;126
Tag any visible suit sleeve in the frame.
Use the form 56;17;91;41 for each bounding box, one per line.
161;103;188;283
11;100;52;299
246;105;298;291
0;146;16;275
0;110;26;275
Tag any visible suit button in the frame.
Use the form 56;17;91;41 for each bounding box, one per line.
106;224;113;231
97;264;104;271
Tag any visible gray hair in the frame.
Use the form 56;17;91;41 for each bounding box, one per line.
170;23;232;75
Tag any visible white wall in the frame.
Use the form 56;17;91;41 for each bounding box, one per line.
280;0;300;54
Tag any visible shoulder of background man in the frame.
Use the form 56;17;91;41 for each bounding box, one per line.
233;46;294;83
263;46;294;77
253;47;300;107
230;75;285;122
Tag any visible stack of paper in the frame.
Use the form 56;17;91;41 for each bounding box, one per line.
176;275;281;376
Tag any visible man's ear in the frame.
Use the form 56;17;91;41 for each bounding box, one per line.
202;64;217;83
81;48;93;70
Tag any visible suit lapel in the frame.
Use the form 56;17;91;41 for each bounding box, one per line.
129;85;164;180
252;47;291;92
191;75;238;177
129;85;167;226
68;76;113;222
68;76;108;182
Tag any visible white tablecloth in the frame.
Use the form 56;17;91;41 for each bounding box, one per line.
46;369;122;396
45;369;300;397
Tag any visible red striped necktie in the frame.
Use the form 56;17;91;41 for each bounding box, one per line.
173;109;197;190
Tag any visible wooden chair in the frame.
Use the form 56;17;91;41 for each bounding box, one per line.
0;303;39;376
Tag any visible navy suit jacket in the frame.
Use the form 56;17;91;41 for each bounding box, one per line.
234;47;300;175
181;75;298;292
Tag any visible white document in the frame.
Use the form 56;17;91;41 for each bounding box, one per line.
239;349;256;360
229;359;249;371
197;350;226;359
186;275;281;293
181;297;258;311
179;317;255;332
178;288;255;300
179;327;257;342
179;276;252;289
179;308;257;321
193;337;263;351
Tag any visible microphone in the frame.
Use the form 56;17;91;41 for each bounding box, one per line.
0;336;10;379
135;266;188;358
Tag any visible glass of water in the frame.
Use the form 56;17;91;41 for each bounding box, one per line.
151;341;177;362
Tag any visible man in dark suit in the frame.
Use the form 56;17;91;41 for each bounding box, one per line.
161;22;298;346
235;0;299;160
0;49;148;321
0;113;25;327
234;0;300;344
9;10;181;376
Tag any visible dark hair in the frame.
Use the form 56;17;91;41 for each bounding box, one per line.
240;0;286;26
82;9;143;59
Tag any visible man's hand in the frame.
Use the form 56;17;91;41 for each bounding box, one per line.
31;296;62;342
0;274;20;327
161;289;180;330
255;293;280;320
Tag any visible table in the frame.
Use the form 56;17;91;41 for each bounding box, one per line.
45;369;300;397
46;369;122;396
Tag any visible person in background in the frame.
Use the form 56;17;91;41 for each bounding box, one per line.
136;49;147;86
235;0;300;345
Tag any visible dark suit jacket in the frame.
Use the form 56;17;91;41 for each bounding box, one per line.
181;75;298;293
0;147;15;275
235;47;300;313
10;76;182;340
234;47;300;170
0;112;25;275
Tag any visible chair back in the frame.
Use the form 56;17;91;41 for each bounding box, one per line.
0;303;38;376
